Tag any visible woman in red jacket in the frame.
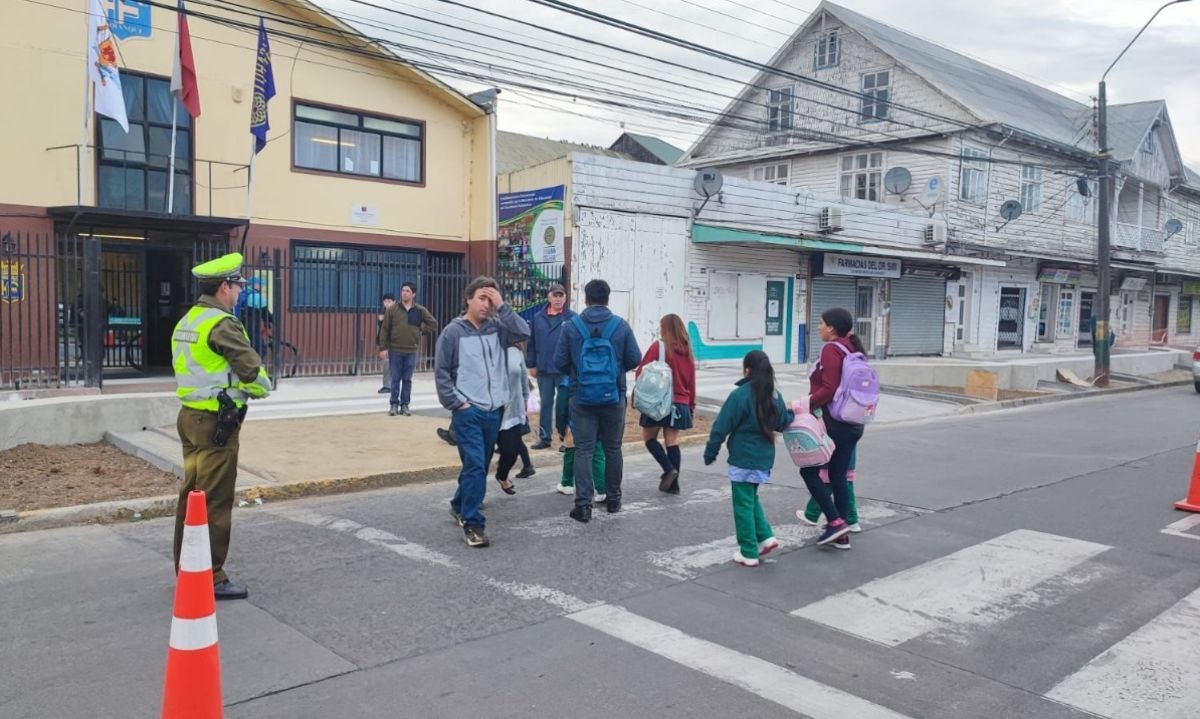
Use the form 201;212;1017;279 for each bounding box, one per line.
636;314;696;495
801;307;866;549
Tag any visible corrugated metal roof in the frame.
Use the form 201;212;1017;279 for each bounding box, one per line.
621;133;685;165
497;131;627;174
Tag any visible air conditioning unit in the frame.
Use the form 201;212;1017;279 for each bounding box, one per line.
818;206;844;233
923;221;947;245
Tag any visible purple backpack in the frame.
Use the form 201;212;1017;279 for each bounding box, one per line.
827;342;879;425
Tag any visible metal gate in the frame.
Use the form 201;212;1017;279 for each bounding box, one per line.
808;277;857;361
889;275;946;355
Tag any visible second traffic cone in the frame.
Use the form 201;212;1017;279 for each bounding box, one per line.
1176;434;1200;513
162;490;223;719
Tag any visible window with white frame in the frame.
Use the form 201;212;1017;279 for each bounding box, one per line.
1187;208;1199;243
860;71;890;121
752;163;789;186
1065;180;1096;224
1020;165;1043;213
959;147;988;204
814;30;840;69
1056;287;1074;338
767;86;795;133
839;152;883;201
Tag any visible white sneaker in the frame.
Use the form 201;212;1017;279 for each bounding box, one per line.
594;493;607;503
848;523;863;533
796;510;820;526
555;484;574;495
757;537;780;556
732;550;760;567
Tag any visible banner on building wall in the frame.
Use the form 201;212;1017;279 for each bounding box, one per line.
821;253;902;279
1037;267;1081;284
107;0;153;40
498;185;565;265
1182;281;1200;296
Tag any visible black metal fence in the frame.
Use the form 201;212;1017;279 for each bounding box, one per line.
0;227;569;391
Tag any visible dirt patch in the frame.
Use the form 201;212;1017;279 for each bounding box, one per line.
0;442;178;513
527;404;711;446
917;385;1049;401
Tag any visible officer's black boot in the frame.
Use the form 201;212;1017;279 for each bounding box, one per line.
401;405;411;416
389;404;398;416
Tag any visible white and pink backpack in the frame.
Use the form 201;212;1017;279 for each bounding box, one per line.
783;400;835;468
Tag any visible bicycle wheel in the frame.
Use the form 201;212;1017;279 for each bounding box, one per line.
125;333;144;372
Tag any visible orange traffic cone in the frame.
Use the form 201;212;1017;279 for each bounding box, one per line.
162;491;223;718
1175;434;1200;513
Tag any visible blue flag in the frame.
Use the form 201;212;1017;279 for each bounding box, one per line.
250;18;275;154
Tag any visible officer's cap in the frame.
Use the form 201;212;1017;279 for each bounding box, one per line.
192;253;246;284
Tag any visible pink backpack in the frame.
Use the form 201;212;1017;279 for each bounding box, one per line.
826;342;879;426
783;401;836;468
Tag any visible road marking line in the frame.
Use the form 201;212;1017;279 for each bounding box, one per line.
1161;513;1200;542
791;530;1110;646
510;488;730;537
569;604;915;719
1046;587;1200;719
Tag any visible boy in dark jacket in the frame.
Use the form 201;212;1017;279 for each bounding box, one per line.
377;282;437;416
526;284;575;449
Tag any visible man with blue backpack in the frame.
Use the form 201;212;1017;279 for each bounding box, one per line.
554;279;641;522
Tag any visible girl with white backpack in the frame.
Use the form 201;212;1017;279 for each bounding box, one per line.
634;314;696;495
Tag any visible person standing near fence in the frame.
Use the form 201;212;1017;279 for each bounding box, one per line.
170;253;272;600
377;293;395;394
377;282;437;417
435;277;530;547
526;283;574;450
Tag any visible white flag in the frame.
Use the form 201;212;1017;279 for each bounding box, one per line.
87;0;129;132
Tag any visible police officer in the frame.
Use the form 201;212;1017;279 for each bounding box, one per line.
171;253;271;600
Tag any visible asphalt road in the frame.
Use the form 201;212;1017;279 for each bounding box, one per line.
3;387;1200;718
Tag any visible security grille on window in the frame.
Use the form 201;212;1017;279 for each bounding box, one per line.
814;30;840;69
1065;180;1096;224
839;152;883;201
294;103;423;183
860;71;890;121
959;147;988;204
752;163;789;186
767;87;795;133
1020;165;1043;213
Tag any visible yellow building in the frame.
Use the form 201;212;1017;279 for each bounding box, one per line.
0;0;495;382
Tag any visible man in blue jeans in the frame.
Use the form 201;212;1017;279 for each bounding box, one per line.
526;283;575;449
555;279;641;521
434;277;530;547
377;282;437;416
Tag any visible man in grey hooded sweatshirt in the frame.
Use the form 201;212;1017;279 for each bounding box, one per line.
434;277;530;547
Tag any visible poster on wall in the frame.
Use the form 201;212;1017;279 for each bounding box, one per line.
498;185;565;265
107;1;153;40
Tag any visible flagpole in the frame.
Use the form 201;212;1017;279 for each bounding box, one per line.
167;101;178;213
246;136;256;219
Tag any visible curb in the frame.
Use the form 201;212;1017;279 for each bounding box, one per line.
1;433;713;535
957;378;1192;415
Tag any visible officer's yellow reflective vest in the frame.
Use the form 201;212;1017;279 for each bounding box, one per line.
171;306;271;412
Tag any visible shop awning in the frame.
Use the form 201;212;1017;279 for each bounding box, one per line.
47;206;248;234
692;223;1006;267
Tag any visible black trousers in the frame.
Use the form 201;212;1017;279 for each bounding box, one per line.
496;425;532;480
799;414;864;524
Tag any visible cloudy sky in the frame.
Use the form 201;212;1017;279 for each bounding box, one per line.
320;0;1200;167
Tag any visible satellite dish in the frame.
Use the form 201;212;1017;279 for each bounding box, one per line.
1165;218;1184;237
884;167;912;195
694;168;724;198
917;176;944;205
999;200;1023;222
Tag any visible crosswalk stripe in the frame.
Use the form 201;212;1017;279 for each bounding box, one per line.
791;529;1111;646
1045;586;1200;719
569;604;916;719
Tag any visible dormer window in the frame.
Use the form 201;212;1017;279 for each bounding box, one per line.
814;30;840;70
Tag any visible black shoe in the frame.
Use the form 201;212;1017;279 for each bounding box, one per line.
605;499;622;514
213;579;249;600
437;428;457;447
659;469;679;493
401;405;411;416
664;484;681;496
531;440;551;450
389;404;398;416
449;507;465;528
377;386;389;394
464;527;490;547
569;505;592;523
516;465;536;479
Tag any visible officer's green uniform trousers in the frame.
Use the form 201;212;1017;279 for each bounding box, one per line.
173;406;241;584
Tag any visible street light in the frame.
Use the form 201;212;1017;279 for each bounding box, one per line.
1095;0;1192;387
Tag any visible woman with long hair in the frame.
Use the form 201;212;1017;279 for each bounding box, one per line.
801;307;867;549
703;350;794;567
635;314;697;494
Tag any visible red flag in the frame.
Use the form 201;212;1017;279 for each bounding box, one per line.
170;0;201;118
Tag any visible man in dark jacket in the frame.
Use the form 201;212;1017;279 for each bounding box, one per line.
554;279;641;521
526;283;574;449
377;282;437;416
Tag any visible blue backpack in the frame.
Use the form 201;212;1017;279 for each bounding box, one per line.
571;315;622;406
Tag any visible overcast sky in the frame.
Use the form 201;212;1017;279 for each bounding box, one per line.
322;0;1200;167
